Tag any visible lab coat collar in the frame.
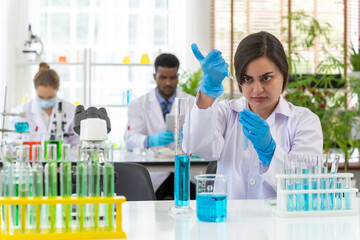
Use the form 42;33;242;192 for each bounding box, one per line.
155;87;176;104
273;95;293;118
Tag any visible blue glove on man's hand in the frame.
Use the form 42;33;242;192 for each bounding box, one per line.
191;43;229;99
238;109;276;167
149;131;174;147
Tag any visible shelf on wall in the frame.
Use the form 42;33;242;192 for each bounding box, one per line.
91;63;153;66
17;62;84;66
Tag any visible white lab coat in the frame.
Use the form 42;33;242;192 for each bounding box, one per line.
124;89;195;151
8;98;79;147
189;95;323;200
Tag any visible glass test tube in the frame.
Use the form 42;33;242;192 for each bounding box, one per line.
174;98;190;208
88;148;101;231
329;155;340;210
344;177;351;210
1;145;14;233
60;144;72;232
284;155;293;212
45;144;58;232
311;161;319;211
295;163;302;211
77;150;88;232
302;169;310;211
320;163;328;211
335;178;342;210
32;145;43;233
104;144;114;231
15;145;31;234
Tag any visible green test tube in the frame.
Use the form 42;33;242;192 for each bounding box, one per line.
16;145;30;234
45;144;58;233
61;144;72;232
104;144;114;231
1;145;14;233
88;149;101;231
76;151;88;232
32;145;43;233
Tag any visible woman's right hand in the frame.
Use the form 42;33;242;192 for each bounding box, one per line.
191;43;229;99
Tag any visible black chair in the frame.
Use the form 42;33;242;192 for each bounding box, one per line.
114;162;156;201
206;161;217;174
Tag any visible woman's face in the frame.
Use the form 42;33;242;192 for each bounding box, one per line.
36;85;57;101
241;56;283;119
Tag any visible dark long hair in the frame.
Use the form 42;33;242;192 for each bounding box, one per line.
234;31;289;92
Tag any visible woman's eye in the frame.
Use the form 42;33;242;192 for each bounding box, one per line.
243;76;252;83
262;76;272;82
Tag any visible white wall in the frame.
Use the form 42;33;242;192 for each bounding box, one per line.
174;0;212;72
3;0;31;122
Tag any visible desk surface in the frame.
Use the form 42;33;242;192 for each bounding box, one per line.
121;199;360;240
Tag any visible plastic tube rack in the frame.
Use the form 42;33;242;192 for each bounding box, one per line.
0;196;127;239
275;173;358;217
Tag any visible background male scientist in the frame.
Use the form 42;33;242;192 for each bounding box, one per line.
124;53;194;199
124;53;194;151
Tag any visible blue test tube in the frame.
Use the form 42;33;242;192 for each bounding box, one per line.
295;165;302;211
320;165;328;211
311;164;319;211
285;169;293;212
328;155;339;210
344;177;351;210
335;179;342;210
302;169;310;211
284;155;293;211
172;98;191;213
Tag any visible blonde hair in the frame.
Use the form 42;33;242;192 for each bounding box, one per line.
33;68;60;90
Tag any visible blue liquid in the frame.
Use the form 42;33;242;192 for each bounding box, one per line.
175;155;190;207
344;188;351;210
336;182;342;210
311;180;318;211
295;182;302;211
242;133;248;150
320;179;327;210
196;194;227;222
302;182;309;211
302;169;309;211
328;178;335;210
286;183;293;211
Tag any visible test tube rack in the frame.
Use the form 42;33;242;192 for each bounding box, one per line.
0;196;127;239
275;173;358;217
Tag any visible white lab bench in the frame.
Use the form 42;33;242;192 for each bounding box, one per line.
119;199;360;240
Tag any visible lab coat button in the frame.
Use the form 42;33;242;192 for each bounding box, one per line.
249;178;256;186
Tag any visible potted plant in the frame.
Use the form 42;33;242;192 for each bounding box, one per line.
178;69;202;96
283;11;360;170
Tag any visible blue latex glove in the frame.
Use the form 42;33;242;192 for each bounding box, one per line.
149;131;174;147
238;109;276;167
191;43;229;99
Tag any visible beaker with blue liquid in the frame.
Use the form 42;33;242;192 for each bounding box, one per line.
195;174;227;222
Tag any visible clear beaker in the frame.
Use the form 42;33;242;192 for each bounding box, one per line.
44;133;63;162
22;133;42;162
195;174;227;222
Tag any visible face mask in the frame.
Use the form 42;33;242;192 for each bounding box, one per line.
36;97;57;109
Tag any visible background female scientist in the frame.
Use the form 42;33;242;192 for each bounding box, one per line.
9;63;79;147
189;31;323;199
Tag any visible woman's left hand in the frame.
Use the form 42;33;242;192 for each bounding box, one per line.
238;109;276;167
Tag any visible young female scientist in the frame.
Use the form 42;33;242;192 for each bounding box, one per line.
189;31;323;199
9;64;79;147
